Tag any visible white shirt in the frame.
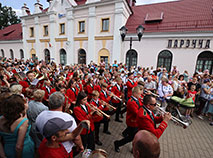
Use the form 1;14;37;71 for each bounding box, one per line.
36;110;77;153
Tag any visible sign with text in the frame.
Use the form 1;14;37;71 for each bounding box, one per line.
167;39;210;49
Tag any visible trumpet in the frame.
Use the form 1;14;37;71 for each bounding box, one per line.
100;100;116;111
155;104;189;129
87;103;110;119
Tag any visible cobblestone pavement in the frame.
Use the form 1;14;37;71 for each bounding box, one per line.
76;115;213;158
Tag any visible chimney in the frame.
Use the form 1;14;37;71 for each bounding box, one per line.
34;0;43;14
47;0;53;8
21;3;30;16
128;0;136;6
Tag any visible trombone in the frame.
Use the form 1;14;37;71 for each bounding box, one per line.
156;104;189;129
100;100;116;111
87;103;110;119
107;90;123;102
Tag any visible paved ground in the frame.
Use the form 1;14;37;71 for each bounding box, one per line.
76;115;213;158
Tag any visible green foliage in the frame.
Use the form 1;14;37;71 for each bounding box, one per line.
0;3;21;30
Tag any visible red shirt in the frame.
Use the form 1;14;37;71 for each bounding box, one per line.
187;90;197;102
38;139;73;158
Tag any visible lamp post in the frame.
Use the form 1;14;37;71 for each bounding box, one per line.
120;25;145;68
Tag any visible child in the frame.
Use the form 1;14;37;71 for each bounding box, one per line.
186;85;197;118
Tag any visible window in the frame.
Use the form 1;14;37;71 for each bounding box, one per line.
60;23;65;35
101;18;109;32
43;25;48;36
30;27;34;37
10;49;14;59
157;50;173;72
20;49;24;59
79;21;85;33
1;49;4;57
44;49;50;64
126;49;138;70
195;51;213;74
60;49;67;65
78;49;86;64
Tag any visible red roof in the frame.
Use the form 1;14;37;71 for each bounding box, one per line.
126;0;213;33
0;23;22;41
75;0;86;5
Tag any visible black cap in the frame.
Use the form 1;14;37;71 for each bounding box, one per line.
43;117;73;138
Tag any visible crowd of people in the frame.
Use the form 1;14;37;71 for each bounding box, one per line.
0;56;212;158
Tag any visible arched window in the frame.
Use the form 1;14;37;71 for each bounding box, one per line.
196;51;213;74
20;49;24;59
44;49;50;64
78;49;86;64
126;49;138;69
60;49;67;65
10;49;14;59
1;49;4;57
157;50;173;72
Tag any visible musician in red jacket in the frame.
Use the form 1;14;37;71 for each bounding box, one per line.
73;92;99;151
114;86;143;152
137;95;172;139
111;77;123;122
99;82;113;134
90;90;104;146
126;72;137;99
85;78;94;102
41;80;52;106
94;76;104;92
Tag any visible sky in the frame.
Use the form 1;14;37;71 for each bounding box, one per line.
0;0;178;16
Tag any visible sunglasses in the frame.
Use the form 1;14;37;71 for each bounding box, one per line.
150;103;157;106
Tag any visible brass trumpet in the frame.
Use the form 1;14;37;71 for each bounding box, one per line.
156;104;189;129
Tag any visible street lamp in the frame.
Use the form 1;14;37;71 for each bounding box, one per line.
136;25;145;41
120;25;145;69
120;25;144;42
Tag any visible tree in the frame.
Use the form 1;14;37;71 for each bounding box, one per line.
0;3;21;30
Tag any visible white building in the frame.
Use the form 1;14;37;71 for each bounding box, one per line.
0;0;212;75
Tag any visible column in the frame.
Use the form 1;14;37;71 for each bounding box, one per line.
67;9;75;64
49;12;57;63
87;6;96;64
21;19;29;60
34;17;41;60
112;2;124;64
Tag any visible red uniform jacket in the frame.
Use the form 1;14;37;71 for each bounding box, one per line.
111;84;123;104
126;79;137;98
49;88;56;95
90;99;104;122
76;83;83;92
73;104;95;135
99;90;111;111
19;80;30;94
94;84;101;93
41;86;52;101
126;96;142;127
137;106;168;139
85;83;94;100
66;88;78;103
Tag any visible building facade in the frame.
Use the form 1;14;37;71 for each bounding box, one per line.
0;0;212;75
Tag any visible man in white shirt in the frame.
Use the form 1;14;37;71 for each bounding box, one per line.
36;92;84;155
